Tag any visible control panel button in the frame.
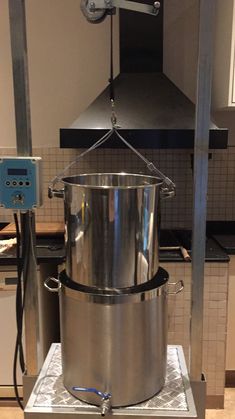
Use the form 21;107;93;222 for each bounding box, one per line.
12;193;25;205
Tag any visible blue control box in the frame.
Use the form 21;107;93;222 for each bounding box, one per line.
0;157;43;210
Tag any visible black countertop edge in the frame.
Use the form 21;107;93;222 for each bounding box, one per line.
159;258;229;263
60;128;228;150
0;256;65;266
159;253;229;263
0;255;229;266
0;249;229;266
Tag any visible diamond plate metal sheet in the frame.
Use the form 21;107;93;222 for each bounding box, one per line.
125;347;188;411
33;344;188;411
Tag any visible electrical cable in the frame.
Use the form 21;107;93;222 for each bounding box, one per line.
13;212;33;410
14;213;25;372
13;337;24;410
13;212;24;410
21;212;33;297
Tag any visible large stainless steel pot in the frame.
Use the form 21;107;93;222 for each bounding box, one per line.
44;270;184;409
55;173;166;288
58;268;168;407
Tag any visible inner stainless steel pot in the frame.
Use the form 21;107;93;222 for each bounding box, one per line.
62;173;163;288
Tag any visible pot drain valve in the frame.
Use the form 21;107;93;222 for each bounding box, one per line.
72;387;111;416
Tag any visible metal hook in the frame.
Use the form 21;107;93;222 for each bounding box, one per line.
110;99;118;128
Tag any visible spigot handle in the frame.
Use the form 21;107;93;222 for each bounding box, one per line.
72;386;111;400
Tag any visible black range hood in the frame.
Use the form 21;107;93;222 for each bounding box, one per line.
60;8;228;149
60;72;228;149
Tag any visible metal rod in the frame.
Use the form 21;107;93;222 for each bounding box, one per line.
190;0;215;381
8;0;39;375
8;0;32;155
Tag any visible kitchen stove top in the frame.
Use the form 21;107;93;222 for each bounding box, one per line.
159;229;229;262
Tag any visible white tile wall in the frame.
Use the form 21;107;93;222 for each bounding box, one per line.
1;145;234;226
162;262;229;398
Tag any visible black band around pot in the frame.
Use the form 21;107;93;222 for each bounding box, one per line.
59;267;169;296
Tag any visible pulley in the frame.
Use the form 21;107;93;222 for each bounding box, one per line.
80;0;107;23
81;0;160;23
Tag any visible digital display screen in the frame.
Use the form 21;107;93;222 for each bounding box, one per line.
8;168;27;176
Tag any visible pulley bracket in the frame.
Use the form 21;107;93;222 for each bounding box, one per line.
81;0;160;23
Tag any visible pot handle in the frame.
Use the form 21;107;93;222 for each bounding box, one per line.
160;187;176;199
167;280;184;295
44;277;61;293
48;187;64;199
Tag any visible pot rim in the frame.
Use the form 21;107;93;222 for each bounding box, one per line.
61;172;163;189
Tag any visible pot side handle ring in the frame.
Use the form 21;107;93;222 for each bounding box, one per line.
44;277;61;293
167;279;184;295
48;186;64;199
